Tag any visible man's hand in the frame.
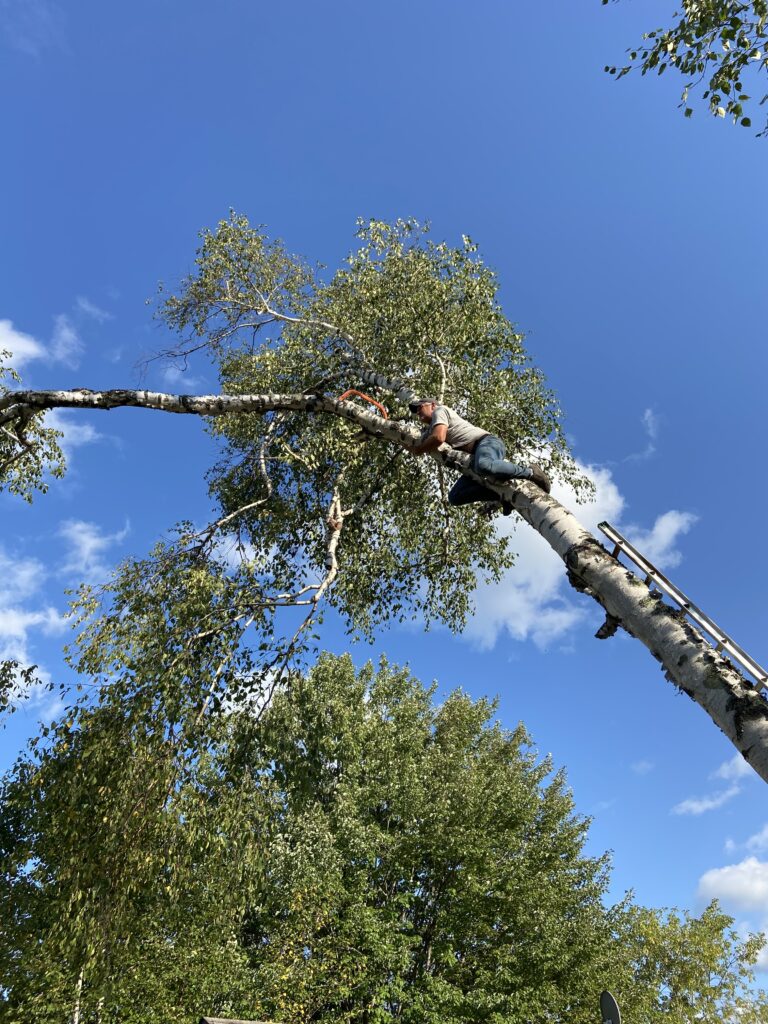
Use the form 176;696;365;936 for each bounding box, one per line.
412;422;447;455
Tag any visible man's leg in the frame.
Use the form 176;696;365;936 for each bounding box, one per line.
473;435;531;480
448;474;499;506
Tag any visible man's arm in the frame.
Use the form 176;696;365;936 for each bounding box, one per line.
412;422;447;455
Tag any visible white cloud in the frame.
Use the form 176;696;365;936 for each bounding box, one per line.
672;784;741;816
1;313;84;371
50;313;83;366
464;462;624;649
0;318;46;367
58;518;130;583
714;752;756;782
697;858;768;974
463;460;697;651
0;606;65;641
0;544;65;718
698;857;768;912
631;759;655;776
625;510;698;570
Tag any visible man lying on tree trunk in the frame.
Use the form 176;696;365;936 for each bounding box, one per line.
409;397;551;516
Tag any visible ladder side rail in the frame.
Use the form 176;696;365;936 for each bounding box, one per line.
598;522;768;689
598;524;690;604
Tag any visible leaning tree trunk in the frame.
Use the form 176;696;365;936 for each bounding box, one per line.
3;386;768;781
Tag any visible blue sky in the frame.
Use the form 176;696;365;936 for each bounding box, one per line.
2;0;768;979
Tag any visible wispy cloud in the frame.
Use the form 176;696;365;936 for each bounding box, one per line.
747;826;768;854
625;510;698;570
722;820;768;857
2;297;114;375
58;519;130;584
672;784;741;816
50;313;83;366
76;296;113;323
42;408;103;462
625;407;659;462
161;364;205;390
631;759;655;776
672;753;756;818
714;752;756;782
0;0;66;57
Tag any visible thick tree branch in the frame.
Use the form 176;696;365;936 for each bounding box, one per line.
5;385;768;781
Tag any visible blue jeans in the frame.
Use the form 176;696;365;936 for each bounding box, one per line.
448;435;530;506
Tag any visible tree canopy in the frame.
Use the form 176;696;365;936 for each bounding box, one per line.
2;653;766;1023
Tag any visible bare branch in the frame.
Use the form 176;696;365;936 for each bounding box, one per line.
430;352;448;403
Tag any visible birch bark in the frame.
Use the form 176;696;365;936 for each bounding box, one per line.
4;386;767;781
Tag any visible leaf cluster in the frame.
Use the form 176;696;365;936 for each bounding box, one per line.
0;351;65;502
604;0;768;132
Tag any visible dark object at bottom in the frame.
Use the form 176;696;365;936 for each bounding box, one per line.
600;991;621;1024
479;499;514;518
528;463;551;493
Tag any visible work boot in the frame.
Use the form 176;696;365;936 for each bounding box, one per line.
528;464;551;493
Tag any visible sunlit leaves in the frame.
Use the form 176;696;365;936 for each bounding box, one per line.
604;0;768;133
0;353;65;501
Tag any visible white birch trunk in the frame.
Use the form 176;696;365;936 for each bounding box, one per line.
4;387;767;781
72;966;84;1024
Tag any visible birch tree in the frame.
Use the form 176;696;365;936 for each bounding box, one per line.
1;215;767;781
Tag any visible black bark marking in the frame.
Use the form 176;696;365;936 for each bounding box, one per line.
727;688;768;739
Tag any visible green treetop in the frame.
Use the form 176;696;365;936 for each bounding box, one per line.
3;653;765;1023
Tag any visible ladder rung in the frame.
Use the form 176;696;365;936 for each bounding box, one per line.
598;521;768;690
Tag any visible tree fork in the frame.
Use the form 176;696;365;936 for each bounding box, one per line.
4;386;767;781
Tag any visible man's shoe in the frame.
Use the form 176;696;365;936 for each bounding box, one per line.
501;499;513;516
528;464;551;493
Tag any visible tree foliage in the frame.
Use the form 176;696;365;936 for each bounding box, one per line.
604;0;768;132
0;351;64;502
157;214;589;638
2;653;765;1023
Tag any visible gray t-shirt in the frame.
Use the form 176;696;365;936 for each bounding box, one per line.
429;405;488;453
